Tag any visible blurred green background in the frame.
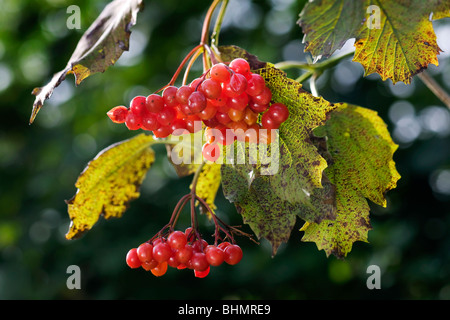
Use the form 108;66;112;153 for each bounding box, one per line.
0;0;449;300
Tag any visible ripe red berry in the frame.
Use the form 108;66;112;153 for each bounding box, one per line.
107;106;129;123
153;125;172;138
168;231;188;250
261;112;280;130
151;261;168;277
126;248;142;269
153;242;172;263
145;94;164;113
202;143;220;162
137;242;154;263
190;252;209;271
130;96;148;117
267;103;289;123
188;91;207;113
210;63;231;83
142;113;160;131
125;111;142;130
252;86;272;105
205;245;225;267
226;73;247;97
157;107;177;126
176;85;194;105
194;266;210;278
224;244;243;265
198;101;217;120
175;244;194;265
200;78;222;100
245;73;266;96
228;93;249;111
162;86;179;107
229;58;251;75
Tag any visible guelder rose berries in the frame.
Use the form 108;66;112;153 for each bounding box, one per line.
107;58;289;146
125;229;243;278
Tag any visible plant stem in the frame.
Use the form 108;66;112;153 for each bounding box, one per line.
418;71;450;110
211;0;229;48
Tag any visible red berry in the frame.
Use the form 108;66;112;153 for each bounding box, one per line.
226;73;247;97
151;261;168;277
217;241;231;250
198;101;217;120
229;58;251;75
210;63;231;83
224;244;243;265
216;112;232;125
205;245;225;267
202;143;220;162
248;101;269;113
141;259;159;271
145;94;164;113
107;106;129;123
153;242;172;263
125;111;142;130
176;85;194;105
175;244;194;265
194;266;210;278
200;78;222;100
126;248;142;269
153;125;172;138
190;252;209;271
267;103;289;123
157;107;177;126
137;242;153;263
261;112;280;130
246;74;266;96
188;91;207;113
252;86;272;105
142;113;160;131
170;118;188;136
228;93;249;111
130;96;148;117
162;86;179;107
168;231;188;250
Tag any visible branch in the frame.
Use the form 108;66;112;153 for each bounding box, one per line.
418;71;450;110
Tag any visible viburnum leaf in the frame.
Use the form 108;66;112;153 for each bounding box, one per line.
301;104;401;258
191;163;222;216
30;0;144;124
65;133;155;240
219;46;339;254
298;0;450;84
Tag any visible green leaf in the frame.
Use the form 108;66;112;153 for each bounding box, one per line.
298;0;450;84
65;133;155;240
301;104;401;258
219;46;339;253
30;0;144;124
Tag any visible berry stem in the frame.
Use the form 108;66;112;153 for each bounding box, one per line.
211;0;229;48
155;43;204;94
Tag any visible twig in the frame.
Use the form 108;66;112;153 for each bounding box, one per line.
418;70;450;110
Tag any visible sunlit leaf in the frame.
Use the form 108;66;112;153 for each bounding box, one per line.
65;133;155;240
298;0;450;84
301;104;401;258
30;0;144;123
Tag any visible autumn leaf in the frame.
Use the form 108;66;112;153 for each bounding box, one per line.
65;133;155;240
191;163;222;216
298;0;450;84
301;104;401;258
30;0;144;124
219;46;338;254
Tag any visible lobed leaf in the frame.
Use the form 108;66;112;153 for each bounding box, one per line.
65;133;155;240
298;0;450;84
30;0;144;124
301;104;401;258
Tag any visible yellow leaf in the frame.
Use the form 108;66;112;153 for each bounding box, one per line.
301;105;400;258
191;163;222;217
65;133;155;240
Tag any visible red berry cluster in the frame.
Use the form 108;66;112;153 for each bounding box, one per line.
125;228;243;278
107;58;289;143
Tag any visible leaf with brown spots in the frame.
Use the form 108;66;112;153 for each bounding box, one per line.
298;0;450;84
65;133;155;240
30;0;144;124
301;104;401;258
